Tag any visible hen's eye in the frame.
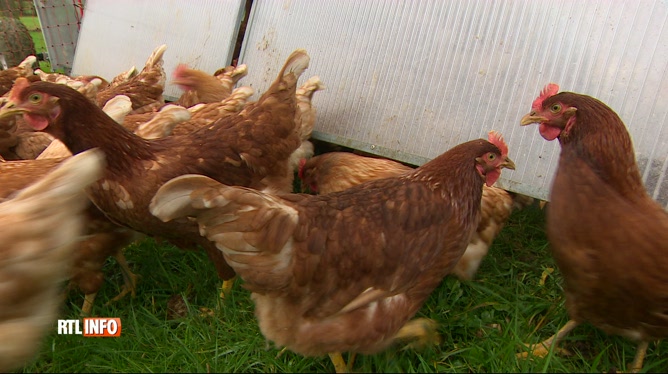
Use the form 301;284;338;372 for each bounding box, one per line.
28;93;41;103
550;103;561;113
487;153;496;161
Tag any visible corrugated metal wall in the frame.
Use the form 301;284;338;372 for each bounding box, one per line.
238;0;668;207
71;0;245;100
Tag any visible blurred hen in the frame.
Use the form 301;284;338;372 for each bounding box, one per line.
0;150;103;372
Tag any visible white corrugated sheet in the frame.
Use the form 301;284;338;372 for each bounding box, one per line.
239;0;668;207
71;0;245;100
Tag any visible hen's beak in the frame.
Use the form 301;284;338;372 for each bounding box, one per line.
520;111;547;126
0;100;26;119
502;157;516;170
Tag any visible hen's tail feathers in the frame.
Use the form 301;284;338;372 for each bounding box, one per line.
217;64;248;83
144;44;167;70
135;104;191;139
17;55;36;72
296;76;324;140
279;49;310;81
109;65;138;88
229;64;248;80
297;76;325;100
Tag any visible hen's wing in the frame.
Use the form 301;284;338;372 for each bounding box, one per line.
134;104;191;139
0;150;103;372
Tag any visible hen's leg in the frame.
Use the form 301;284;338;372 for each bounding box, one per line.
328;352;349;373
106;251;139;304
628;340;648;373
393;318;442;349
81;292;97;316
346;353;357;372
220;276;236;298
517;319;579;358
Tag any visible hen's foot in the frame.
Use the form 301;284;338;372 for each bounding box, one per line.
105;251;140;306
104;251;140;306
394;318;442;350
220;277;236;299
627;340;648;373
517;319;578;359
81;292;97;316
328;352;351;373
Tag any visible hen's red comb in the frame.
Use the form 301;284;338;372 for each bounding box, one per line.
9;77;30;101
298;158;307;179
488;130;508;157
173;64;189;78
531;83;560;110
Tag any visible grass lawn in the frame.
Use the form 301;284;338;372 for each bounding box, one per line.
16;203;668;373
19;16;52;72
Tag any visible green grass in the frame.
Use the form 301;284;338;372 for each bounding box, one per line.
16;203;668;373
19;16;52;72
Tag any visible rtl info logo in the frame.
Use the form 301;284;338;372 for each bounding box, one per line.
57;318;122;337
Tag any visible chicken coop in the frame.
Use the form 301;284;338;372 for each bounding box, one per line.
6;0;668;207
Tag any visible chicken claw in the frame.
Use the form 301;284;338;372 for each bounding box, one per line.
105;251;140;305
220;277;236;299
517;319;578;359
394;318;442;350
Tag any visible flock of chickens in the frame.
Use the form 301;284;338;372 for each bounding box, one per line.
0;44;665;373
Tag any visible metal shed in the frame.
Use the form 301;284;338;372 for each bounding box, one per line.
61;0;668;207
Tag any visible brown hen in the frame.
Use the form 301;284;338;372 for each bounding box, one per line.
299;151;533;280
150;133;515;372
0;150;103;372
518;83;668;372
174;63;248;108
0;55;35;97
0;50;309;299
